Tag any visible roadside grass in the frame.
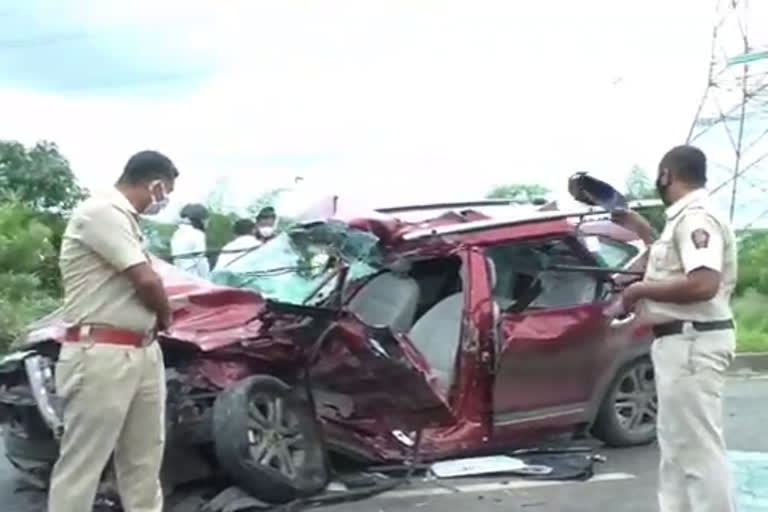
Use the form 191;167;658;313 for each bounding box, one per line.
734;290;768;353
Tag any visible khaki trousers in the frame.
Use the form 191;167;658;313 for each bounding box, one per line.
48;340;166;512
651;324;736;512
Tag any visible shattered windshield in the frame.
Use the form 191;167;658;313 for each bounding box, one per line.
210;220;381;305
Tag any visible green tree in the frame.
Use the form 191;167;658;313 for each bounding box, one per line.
625;165;657;201
0;140;89;294
0;140;88;212
0;200;59;350
624;166;665;233
205;211;240;268
139;218;176;261
486;184;550;202
735;231;768;296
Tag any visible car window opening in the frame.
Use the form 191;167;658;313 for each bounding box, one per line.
486;238;603;314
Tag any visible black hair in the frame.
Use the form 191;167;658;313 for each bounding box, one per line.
233;218;255;236
180;203;209;232
117;150;179;185
180;203;209;220
660;145;707;186
256;206;276;220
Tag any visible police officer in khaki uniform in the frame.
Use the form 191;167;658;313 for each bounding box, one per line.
48;151;178;512
608;145;737;512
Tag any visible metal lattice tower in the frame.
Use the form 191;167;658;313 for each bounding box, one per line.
687;0;768;229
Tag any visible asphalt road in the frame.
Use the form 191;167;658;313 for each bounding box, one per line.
3;377;767;512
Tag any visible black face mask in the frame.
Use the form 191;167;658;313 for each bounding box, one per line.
656;173;670;205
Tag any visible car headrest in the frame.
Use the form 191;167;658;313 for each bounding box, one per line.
486;257;497;289
386;258;412;276
568;172;627;211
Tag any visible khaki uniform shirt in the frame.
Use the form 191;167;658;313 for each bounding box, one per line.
59;189;156;333
640;189;737;324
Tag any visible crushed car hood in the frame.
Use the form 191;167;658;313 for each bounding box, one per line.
16;258;266;352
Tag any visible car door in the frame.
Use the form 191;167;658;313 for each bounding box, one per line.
487;235;629;433
263;298;456;432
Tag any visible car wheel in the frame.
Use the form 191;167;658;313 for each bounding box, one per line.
2;426;57;488
212;375;328;504
591;357;657;447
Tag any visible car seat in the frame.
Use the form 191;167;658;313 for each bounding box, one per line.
347;270;420;333
407;260;499;396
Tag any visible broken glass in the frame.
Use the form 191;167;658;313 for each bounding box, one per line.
211;220;381;305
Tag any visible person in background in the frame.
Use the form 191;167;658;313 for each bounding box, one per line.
170;203;210;279
49;150;177;512
215;218;261;270
255;206;278;243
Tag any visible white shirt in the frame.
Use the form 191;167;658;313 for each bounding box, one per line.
170;221;210;279
215;235;262;270
641;188;737;323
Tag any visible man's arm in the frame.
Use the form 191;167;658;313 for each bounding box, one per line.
611;209;657;245
123;263;173;330
625;269;720;304
74;205;172;329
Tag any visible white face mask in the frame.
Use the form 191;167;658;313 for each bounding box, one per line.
144;180;170;215
257;225;275;238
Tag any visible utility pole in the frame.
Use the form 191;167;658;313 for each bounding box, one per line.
688;0;768;227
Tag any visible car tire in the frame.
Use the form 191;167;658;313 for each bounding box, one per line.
212;375;328;504
2;426;56;488
2;425;58;463
591;357;657;447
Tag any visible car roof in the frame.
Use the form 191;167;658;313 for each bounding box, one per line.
339;204;647;262
387;203;646;245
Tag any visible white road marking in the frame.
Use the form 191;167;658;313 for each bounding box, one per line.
377;472;636;500
728;374;768;381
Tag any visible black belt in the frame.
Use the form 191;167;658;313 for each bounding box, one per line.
652;319;734;338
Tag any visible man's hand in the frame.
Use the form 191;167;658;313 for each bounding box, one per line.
604;282;647;319
611;208;656;244
123;263;173;330
603;296;626;319
157;312;173;332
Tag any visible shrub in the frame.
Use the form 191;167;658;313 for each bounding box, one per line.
736;231;768;296
733;290;768;352
0;291;59;352
732;289;768;351
0;200;58;351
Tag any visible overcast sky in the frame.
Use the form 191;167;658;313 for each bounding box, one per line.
1;0;764;219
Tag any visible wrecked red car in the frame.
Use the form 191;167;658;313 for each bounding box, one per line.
0;199;657;504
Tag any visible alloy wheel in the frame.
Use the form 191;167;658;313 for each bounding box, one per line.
613;361;657;435
246;393;307;480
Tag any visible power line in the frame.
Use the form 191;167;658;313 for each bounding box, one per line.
741;207;768;230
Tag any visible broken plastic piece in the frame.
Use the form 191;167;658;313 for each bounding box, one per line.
431;456;529;478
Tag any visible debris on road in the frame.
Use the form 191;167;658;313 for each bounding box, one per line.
430;456;551;479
